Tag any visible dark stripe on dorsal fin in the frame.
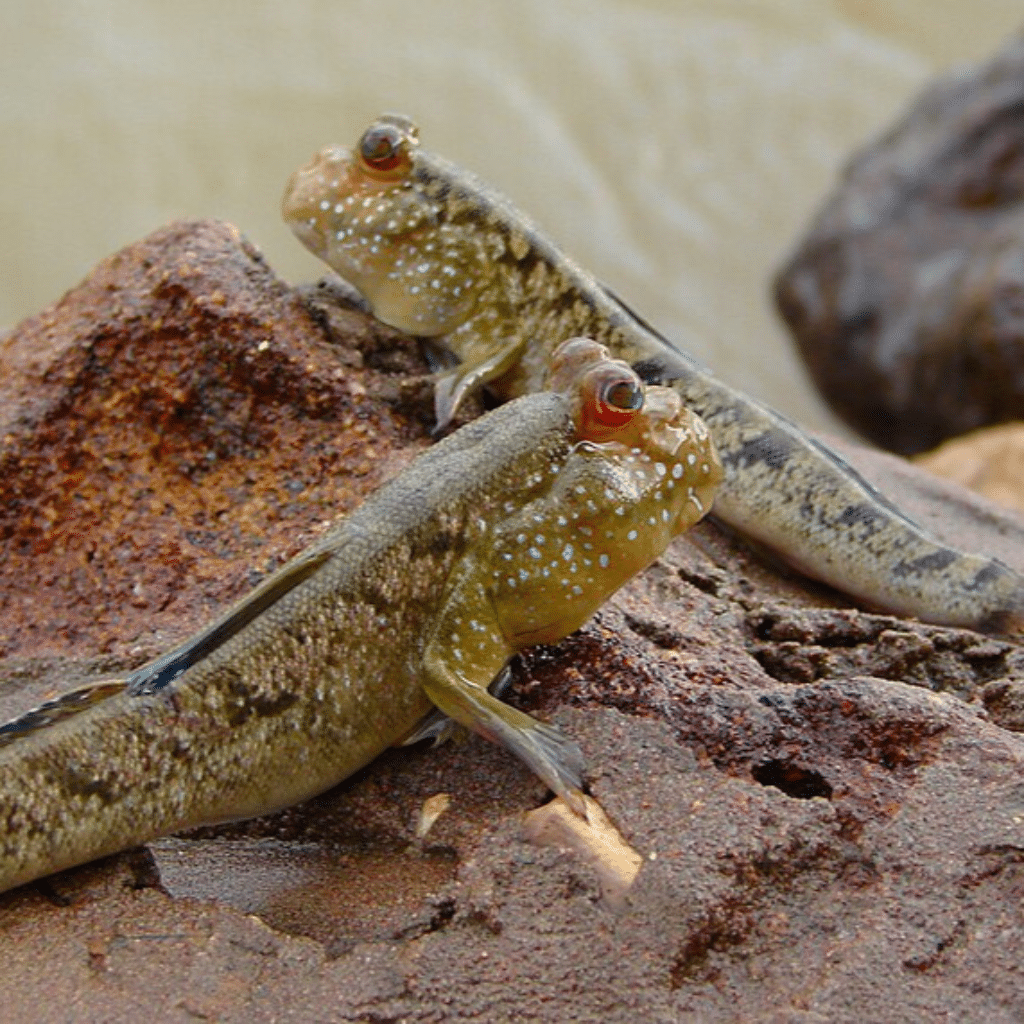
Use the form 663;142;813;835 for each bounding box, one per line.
599;283;710;374
0;678;126;748
127;548;333;697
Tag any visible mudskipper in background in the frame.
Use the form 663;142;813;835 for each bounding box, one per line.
283;113;1024;634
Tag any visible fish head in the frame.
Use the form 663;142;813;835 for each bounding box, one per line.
282;113;486;337
489;338;722;648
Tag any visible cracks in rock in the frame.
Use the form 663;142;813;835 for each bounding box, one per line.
676;563;726;598
621;612;690;650
670;908;750;988
745;605;1023;701
668;828;843;990
391;894;457;943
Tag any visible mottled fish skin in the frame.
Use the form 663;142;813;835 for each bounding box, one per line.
282;113;1024;634
0;340;719;893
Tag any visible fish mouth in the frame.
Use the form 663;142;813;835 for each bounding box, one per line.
281;145;357;255
639;386;710;460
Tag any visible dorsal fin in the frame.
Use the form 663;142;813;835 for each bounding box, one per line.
0;678;126;748
126;548;333;696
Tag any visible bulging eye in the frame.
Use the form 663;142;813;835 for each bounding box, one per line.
601;377;644;415
582;366;645;436
359;124;409;174
592;369;644;427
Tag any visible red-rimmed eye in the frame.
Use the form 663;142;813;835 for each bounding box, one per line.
581;365;645;437
600;377;644;419
359;124;408;174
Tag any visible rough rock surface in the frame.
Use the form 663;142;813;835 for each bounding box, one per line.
775;31;1024;456
2;221;1024;1023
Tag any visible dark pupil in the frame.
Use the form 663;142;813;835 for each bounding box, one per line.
361;127;398;165
604;378;643;411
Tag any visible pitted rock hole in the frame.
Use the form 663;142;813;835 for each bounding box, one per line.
752;760;833;800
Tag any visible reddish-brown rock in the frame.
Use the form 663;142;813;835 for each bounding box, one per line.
2;221;1023;1022
0;219;440;667
775;32;1024;456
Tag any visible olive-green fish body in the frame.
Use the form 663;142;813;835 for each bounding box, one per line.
0;340;719;893
282;114;1024;634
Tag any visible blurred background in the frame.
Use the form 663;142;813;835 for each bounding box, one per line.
1;0;1020;432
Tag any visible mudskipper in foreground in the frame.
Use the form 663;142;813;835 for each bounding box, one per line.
0;339;719;893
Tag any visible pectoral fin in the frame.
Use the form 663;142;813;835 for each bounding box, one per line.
399;664;515;748
421;658;586;817
433;337;528;432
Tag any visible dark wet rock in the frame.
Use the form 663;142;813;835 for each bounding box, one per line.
775;31;1024;456
2;221;1024;1022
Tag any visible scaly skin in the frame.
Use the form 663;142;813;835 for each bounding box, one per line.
282;113;1024;634
0;340;719;893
